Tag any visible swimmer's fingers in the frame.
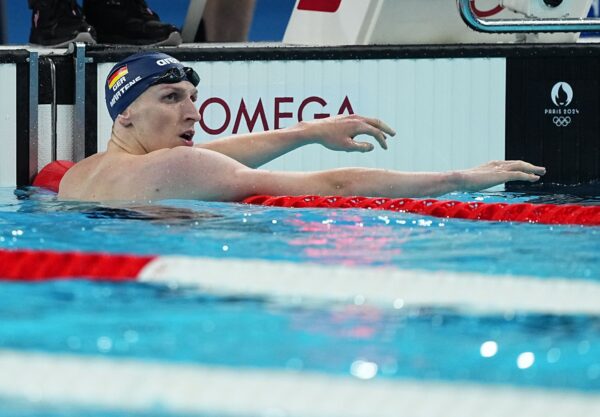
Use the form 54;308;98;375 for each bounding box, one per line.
504;171;541;183
482;160;546;176
347;140;375;152
361;117;396;137
504;160;547;176
351;124;388;151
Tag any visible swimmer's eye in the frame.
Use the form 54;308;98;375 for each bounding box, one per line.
162;91;196;103
164;93;178;101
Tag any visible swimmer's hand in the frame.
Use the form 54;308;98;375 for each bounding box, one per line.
301;115;396;152
455;160;546;191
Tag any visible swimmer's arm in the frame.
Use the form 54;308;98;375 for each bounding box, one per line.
152;149;544;201
196;115;396;168
196;124;308;169
238;161;544;200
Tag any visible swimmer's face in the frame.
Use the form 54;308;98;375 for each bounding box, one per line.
123;81;200;152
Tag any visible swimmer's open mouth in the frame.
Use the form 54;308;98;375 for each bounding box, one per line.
180;131;194;141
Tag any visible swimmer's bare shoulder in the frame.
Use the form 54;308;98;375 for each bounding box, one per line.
58;146;251;202
59;152;108;201
59;150;166;201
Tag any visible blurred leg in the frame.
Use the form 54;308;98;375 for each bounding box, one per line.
203;0;256;42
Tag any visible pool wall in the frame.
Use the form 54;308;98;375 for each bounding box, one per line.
0;63;17;186
0;49;34;188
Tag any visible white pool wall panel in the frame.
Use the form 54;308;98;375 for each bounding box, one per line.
37;105;75;170
97;58;506;173
0;64;17;187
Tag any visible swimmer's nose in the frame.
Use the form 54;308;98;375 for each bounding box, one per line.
183;98;201;122
191;108;201;122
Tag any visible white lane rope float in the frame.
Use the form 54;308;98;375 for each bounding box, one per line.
0;349;599;417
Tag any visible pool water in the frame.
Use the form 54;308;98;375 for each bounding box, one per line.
1;187;599;415
2;188;599;278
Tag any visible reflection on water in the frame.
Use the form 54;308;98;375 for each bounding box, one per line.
82;205;221;224
287;214;409;265
507;180;600;205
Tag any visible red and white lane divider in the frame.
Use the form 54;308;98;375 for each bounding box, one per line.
1;349;598;417
2;248;600;315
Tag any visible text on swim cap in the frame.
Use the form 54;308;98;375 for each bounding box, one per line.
109;75;142;108
111;75;129;91
156;58;180;66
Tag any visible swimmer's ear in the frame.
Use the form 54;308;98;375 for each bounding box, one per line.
116;109;133;127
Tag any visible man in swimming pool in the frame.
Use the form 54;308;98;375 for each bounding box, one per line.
59;52;546;201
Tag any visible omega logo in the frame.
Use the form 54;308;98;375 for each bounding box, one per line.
198;95;355;135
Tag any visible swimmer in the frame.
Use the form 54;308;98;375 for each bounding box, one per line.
58;52;546;202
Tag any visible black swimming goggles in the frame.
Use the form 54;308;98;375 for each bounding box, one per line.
152;66;200;87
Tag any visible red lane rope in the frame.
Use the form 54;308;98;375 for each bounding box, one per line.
242;195;600;226
0;249;153;281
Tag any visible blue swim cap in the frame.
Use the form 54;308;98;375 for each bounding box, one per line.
105;52;199;121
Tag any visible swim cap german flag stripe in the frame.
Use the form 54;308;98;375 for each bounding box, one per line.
107;65;128;89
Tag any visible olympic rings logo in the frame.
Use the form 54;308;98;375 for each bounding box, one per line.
553;116;571;127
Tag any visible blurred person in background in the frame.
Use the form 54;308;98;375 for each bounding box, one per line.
28;0;182;47
195;0;256;42
28;0;257;47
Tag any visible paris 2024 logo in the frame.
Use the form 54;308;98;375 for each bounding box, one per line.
545;81;579;128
